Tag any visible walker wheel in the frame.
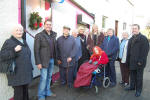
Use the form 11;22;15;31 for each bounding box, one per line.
95;86;98;93
103;77;110;88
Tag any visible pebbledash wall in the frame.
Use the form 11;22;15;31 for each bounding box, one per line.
0;0;20;100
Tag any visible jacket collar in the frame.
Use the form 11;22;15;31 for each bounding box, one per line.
10;36;27;46
43;30;56;38
131;33;141;39
63;34;70;39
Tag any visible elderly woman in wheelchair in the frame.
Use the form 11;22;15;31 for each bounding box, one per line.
74;46;110;92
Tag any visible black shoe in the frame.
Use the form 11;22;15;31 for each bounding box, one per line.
124;83;129;87
119;81;124;85
61;81;66;85
125;87;135;91
109;82;116;87
135;91;141;97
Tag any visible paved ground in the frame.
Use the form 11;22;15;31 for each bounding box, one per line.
28;52;150;100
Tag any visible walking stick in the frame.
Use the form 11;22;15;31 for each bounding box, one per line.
66;62;70;86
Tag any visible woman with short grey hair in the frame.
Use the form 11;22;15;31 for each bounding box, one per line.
119;31;130;87
0;24;33;100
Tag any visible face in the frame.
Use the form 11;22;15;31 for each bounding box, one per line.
132;25;139;35
107;30;113;37
94;48;99;54
122;32;129;39
79;29;85;34
12;26;23;39
93;25;98;33
44;21;52;32
104;32;108;36
63;28;70;36
72;31;77;37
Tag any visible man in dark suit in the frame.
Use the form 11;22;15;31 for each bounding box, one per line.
34;19;57;100
126;24;149;97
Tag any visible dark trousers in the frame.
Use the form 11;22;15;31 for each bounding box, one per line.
73;61;78;79
106;61;116;84
13;84;29;100
59;66;74;85
130;68;144;92
119;60;130;83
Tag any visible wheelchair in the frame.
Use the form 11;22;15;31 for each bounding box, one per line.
89;64;110;93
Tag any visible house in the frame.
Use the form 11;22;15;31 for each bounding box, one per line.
0;0;94;100
75;0;134;39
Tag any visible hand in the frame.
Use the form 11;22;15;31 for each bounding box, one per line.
89;60;92;64
93;61;98;65
138;62;142;66
37;64;42;70
67;57;72;62
57;60;62;65
79;56;81;59
87;45;90;49
14;45;22;52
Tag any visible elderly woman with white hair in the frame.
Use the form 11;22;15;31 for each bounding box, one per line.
119;31;130;87
0;24;33;100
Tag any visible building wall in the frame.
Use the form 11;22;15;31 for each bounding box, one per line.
26;0;46;77
51;0;94;37
0;0;18;99
83;0;134;39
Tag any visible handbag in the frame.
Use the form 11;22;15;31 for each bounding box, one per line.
7;60;16;75
0;58;16;75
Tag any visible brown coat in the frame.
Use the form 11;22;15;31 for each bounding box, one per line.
87;32;104;53
34;30;57;68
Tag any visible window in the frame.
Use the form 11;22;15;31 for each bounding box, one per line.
102;16;108;28
123;22;126;30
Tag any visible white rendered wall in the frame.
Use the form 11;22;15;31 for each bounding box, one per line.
0;0;18;99
51;1;94;38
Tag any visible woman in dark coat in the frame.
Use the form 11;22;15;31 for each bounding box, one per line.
77;26;90;70
87;25;104;54
0;24;33;100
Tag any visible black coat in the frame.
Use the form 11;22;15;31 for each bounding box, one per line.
78;34;90;67
101;35;119;61
34;30;57;68
0;36;33;86
127;33;149;70
56;35;77;67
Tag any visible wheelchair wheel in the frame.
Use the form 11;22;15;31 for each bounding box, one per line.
103;77;110;88
95;86;98;93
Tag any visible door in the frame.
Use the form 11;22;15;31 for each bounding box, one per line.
115;20;118;36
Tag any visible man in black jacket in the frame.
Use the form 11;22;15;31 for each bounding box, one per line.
34;19;57;100
126;24;149;97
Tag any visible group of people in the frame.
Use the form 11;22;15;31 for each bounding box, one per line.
0;18;149;100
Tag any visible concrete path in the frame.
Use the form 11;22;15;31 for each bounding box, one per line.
29;52;150;100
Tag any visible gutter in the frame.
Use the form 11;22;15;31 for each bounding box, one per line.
68;0;95;19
